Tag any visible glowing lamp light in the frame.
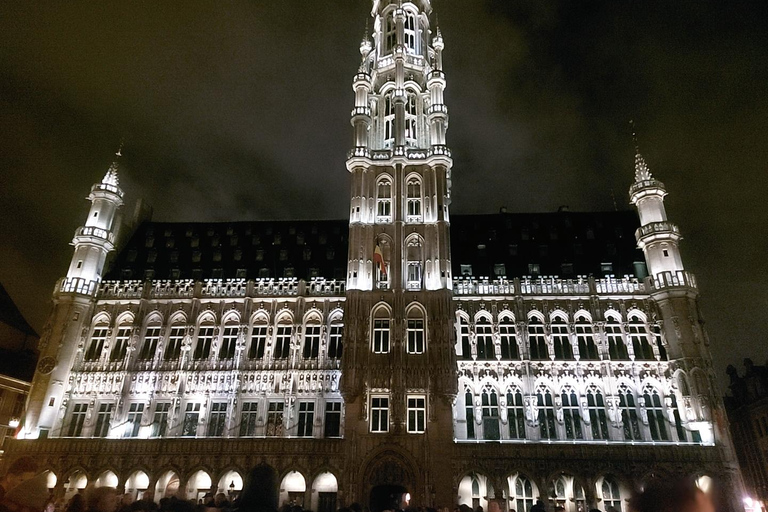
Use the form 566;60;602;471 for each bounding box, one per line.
8;418;19;429
405;493;411;504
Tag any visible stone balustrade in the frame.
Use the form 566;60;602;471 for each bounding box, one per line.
74;226;115;243
453;275;646;297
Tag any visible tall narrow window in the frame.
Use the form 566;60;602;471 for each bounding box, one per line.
384;13;396;53
182;403;200;437
373;309;390;354
297;402;315;437
164;325;185;361
94;403;114;438
324;402;342;438
481;388;500;440
138;326;161;361
219;326;238;360
193;325;214;360
248;323;268;359
302;323;321;359
670;394;688;442
586;386;609;440
110;326;131;362
67;404;87;437
407;396;426;433
606;317;628;360
601;478;622;511
383;94;395;147
514;476;535;512
653;324;668;361
644;387;669;441
406;237;423;290
208;402;227;437
561;387;583;440
499;317;518;359
407;314;425;354
465;390;475;439
239;402;259;437
575;316;598;360
406;178;422;222
459;317;471;360
618;385;641;441
370;396;389;433
377;180;392;221
85;326;108;361
404;94;417;144
328;321;343;359
506;389;526;439
274;323;292;360
528;317;548;360
476;317;494;360
266;402;284;436
124;403;144;438
552;317;573;360
628;315;653;360
537;387;557;440
152;403;170;437
403;13;417;53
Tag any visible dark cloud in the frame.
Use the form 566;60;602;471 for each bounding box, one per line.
1;0;767;388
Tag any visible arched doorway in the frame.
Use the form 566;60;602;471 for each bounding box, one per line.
279;471;307;508
154;471;180;501
370;485;408;512
238;464;278;511
311;472;338;512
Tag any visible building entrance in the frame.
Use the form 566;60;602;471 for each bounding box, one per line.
370;484;408;512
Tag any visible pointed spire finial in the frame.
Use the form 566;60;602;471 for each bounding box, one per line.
102;140;123;188
631;120;653;182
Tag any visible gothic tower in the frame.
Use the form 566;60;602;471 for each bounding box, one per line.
23;151;124;438
341;0;457;507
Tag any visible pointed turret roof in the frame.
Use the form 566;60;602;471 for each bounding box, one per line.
102;144;122;188
631;121;653;182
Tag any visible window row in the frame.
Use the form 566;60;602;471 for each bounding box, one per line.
63;398;343;439
375;175;423;223
371;307;426;354
84;320;344;363
369;394;426;434
457;313;667;362
459;384;700;444
382;9;426;56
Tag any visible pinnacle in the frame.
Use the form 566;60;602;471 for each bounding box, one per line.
101;142;123;188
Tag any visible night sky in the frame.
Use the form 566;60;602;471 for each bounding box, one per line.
1;1;766;390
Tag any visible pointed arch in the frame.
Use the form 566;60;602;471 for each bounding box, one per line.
371;302;392;354
376;174;393;222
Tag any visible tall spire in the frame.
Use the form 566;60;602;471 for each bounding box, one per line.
631;120;653;182
102;141;123;188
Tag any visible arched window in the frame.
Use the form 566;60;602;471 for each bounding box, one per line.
586;385;609;440
248;319;268;360
384;13;396;53
406;178;422;222
405;236;423;290
372;307;390;354
328;318;343;360
475;317;494;360
653;324;668;360
499;316;518;359
464;389;475;439
528;317;548;360
552;316;573;360
575;315;598;360
618;383;641;441
601;477;622;511
512;475;535;512
537;386;557;440
404;94;417;145
164;323;186;361
219;323;239;360
406;308;425;354
302;320;321;360
139;323;161;361
643;387;669;441
481;387;500;440
110;324;131;362
628;314;653;360
670;394;688;442
376;179;392;221
193;322;214;360
561;386;583;439
273;318;293;360
85;324;108;361
506;387;526;439
459;317;471;360
549;477;567;510
375;238;390;289
606;317;628;360
403;12;417;53
383;93;395;147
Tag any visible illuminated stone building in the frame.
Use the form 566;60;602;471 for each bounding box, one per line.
7;1;745;511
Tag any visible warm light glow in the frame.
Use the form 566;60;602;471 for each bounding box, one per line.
96;470;118;488
282;471;306;492
405;493;411;504
696;475;713;494
8;418;19;428
45;471;57;489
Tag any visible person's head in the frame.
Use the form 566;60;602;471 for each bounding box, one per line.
2;455;38;490
214;493;228;506
122;493;135;506
202;493;214;506
88;486;119;512
630;478;714;512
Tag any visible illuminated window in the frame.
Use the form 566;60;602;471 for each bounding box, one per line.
403;12;417;53
138;326;161;361
152;403;170;437
407;396;426;433
219;326;238;360
653;324;667;360
385;13;396;52
383;94;395;147
208;402;227;437
406;178;422;222
94;403;114;438
506;388;526;439
575;316;598;360
182;403;200;437
406;236;423;290
85;326;108;361
376;179;392;221
266;402;284;437
303;323;321;359
407;317;425;354
586;385;609;440
67;404;87;437
370;396;389;433
513;475;535;512
458;317;471;360
601;477;622;511
552;317;573;360
499;317;518;359
476;317;494;360
373;317;390;354
465;390;475;439
404;94;417;144
124;403;144;438
193;325;214;360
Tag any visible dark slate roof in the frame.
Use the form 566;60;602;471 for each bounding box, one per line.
105;210;645;282
0;283;38;337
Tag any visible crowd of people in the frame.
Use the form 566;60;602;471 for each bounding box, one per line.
0;457;716;512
